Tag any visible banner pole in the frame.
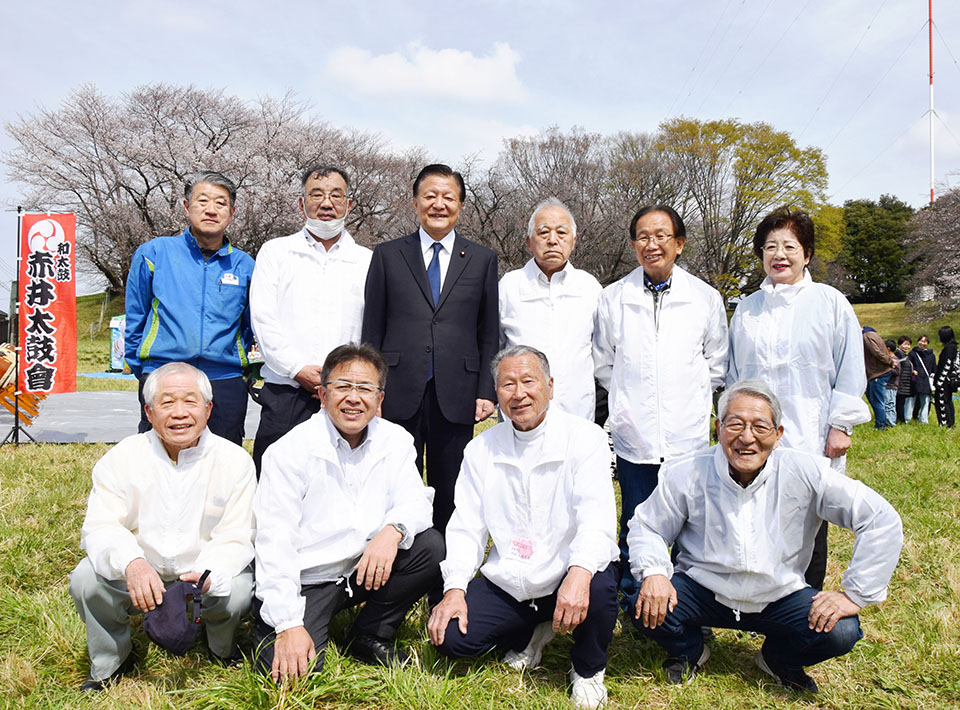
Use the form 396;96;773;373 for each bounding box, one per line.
13;207;21;444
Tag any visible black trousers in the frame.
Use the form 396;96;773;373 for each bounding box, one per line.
254;528;444;674
438;564;620;677
252;382;322;475
137;374;248;445
392;379;473;533
935;386;956;428
804;521;828;589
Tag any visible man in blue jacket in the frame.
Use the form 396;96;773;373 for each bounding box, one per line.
125;171;255;444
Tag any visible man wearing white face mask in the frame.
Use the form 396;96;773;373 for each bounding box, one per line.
250;165;372;474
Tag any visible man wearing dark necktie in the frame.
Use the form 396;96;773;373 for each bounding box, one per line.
362;164;499;534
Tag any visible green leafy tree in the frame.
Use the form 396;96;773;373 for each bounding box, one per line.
841;195;915;302
655;118;828;301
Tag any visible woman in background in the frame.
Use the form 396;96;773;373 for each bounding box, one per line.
934;326;958;428
907;334;936;423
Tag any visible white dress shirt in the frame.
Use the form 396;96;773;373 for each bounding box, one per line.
419;228;456;288
254;410;435;633
442;408;619;602
628;446;903;615
250;229;372;388
499;259;602;420
79;430;256;597
727;271;870;470
594;265;728;464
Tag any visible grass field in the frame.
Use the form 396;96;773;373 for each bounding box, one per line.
1;422;958;709
1;296;952;708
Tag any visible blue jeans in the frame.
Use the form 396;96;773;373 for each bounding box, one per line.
636;573;862;670
883;388;897;427
905;393;930;423
616;458;661;612
866;377;888;429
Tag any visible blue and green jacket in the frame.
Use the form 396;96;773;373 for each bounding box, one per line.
124;229;255;380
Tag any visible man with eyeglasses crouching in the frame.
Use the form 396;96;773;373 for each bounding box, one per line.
253;343;443;682
627;379;902;694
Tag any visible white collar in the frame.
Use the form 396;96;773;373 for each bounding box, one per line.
419;227;456;255
760;269;812;301
303;228;355;253
148;427;209;466
523;257;570;286
319;407;374;455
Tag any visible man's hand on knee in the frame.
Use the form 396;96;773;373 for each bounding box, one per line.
808;590;861;633
356;525;402;591
636;574;676;629
125;557;165;612
428;589;468;646
272;626;316;682
554;565;592;633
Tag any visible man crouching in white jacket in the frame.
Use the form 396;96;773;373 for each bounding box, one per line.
628;379;903;694
70;362;257;691
428;345;620;710
254;343;443;682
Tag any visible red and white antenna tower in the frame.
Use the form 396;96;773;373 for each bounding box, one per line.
929;0;935;205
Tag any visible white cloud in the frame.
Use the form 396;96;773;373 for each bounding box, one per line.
325;42;527;103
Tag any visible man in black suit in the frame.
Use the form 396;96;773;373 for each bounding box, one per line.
362;164;498;533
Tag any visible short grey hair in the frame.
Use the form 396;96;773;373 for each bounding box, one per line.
491;344;551;381
143;362;213;408
717;379;782;428
526;198;577;238
184;170;238;206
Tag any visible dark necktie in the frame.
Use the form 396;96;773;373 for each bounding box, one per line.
427;242;443;380
428;241;442;306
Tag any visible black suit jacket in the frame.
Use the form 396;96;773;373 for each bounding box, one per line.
362;231;499;424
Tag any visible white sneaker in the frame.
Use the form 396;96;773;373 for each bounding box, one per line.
503;621;555;670
569;667;607;709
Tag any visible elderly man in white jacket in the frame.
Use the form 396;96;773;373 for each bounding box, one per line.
594;204;728;611
250;164;372;474
428;345;619;710
69;362;257;692
628;379;902;693
498;198;602;420
254;343;443;682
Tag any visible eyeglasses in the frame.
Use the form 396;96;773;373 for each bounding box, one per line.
633;233;674;246
305;190;348;205
720;418;776;437
323;380;382;396
762;242;802;255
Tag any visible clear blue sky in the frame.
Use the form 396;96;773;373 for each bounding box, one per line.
2;0;959;294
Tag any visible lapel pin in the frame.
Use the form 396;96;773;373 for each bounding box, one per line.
460;250;465;257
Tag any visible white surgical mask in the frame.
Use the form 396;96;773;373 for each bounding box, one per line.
305;216;345;241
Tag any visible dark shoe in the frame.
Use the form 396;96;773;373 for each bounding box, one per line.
700;626;715;640
80;652;135;692
755;649;818;694
663;643;710;684
345;633;409;668
209;646;244;667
